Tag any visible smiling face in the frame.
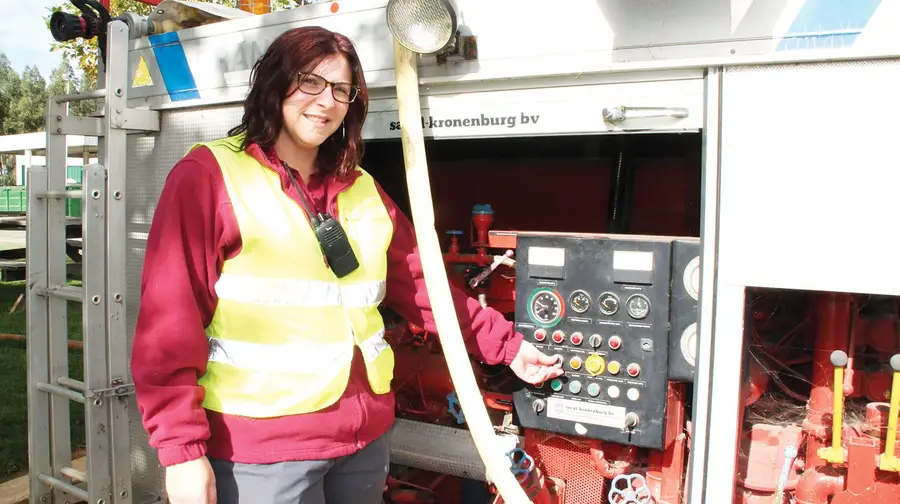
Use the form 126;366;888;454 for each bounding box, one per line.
280;54;353;151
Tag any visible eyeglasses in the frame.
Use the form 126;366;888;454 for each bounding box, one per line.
296;72;359;104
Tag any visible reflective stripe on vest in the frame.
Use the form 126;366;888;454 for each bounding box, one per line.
207;329;390;373
214;274;387;309
194;135;395;418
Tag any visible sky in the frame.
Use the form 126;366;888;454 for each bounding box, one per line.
0;0;69;79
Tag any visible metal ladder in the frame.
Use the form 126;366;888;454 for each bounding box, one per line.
26;20;160;504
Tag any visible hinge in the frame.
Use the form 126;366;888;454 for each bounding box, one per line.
85;378;135;399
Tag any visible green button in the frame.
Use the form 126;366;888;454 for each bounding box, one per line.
568;380;582;394
550;379;563;392
587;383;601;397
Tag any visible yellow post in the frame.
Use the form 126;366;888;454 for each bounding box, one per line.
818;350;848;464
878;354;900;472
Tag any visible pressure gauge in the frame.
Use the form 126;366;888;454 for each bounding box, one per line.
597;292;620;316
569;290;591;314
529;288;564;327
626;293;651;320
684;256;700;301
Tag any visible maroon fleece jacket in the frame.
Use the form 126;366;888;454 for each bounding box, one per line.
130;143;524;467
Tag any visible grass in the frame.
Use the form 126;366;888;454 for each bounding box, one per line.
0;280;85;483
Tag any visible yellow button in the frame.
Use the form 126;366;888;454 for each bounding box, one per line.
585;354;605;376
569;357;583;370
608;361;621;375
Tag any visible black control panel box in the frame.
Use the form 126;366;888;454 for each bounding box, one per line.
668;238;701;382
511;234;673;450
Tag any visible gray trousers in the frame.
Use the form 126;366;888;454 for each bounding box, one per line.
209;435;390;504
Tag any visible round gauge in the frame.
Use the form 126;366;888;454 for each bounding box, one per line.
597;292;620;316
626;293;651;320
528;288;564;327
684;256;700;301
680;322;697;367
569;290;591;314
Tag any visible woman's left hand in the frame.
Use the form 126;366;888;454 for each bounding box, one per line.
509;341;565;384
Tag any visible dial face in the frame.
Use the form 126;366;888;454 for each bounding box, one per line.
684;256;700;301
626;293;651;320
529;289;564;327
569;290;591;313
597;292;620;316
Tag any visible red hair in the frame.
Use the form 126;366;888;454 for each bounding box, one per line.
227;26;369;177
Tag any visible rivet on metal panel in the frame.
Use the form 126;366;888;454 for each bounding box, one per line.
56;128;61;133
91;190;101;199
120;490;128;498
114;293;123;303
94;399;103;407
114;191;122;200
115;88;123;97
92;295;101;304
56;115;62;120
98;499;106;504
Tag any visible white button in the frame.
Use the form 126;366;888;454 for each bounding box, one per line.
627;388;640;401
608;386;620;398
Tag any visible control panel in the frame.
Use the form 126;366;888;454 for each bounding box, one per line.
668;238;701;382
512;234;673;450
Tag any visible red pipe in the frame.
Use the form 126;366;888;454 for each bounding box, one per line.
589;443;638;479
795;467;844;504
443;253;494;266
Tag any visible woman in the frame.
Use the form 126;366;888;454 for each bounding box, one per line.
131;26;563;504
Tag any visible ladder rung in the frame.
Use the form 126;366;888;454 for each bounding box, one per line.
37;473;88;502
43;284;84;302
35;190;83;200
55;88;106;104
57;376;85;391
36;382;85;404
60;465;87;483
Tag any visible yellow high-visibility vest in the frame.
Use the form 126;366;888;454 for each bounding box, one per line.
193;134;395;418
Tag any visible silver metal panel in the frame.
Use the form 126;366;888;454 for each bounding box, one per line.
104;22;138;504
26;165;51;504
363;75;705;139
125;104;243;498
83;164;113;503
388;419;521;482
685;67;722;504
717;59;900;296
127;0;900;110
45;99;74;504
694;284;747;504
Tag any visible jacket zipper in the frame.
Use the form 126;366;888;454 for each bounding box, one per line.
277;159;362;447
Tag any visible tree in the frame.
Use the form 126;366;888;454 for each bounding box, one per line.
0;54;24;135
48;0;298;90
5;66;47;134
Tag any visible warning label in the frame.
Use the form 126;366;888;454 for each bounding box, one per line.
546;397;627;429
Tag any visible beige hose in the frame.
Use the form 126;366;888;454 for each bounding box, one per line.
391;39;530;504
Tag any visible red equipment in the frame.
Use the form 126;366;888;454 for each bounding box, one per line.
373;135;900;503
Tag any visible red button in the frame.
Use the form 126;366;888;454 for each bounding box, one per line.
627;363;641;377
608;336;622;350
552;330;566;344
534;329;547;342
570;332;584;346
